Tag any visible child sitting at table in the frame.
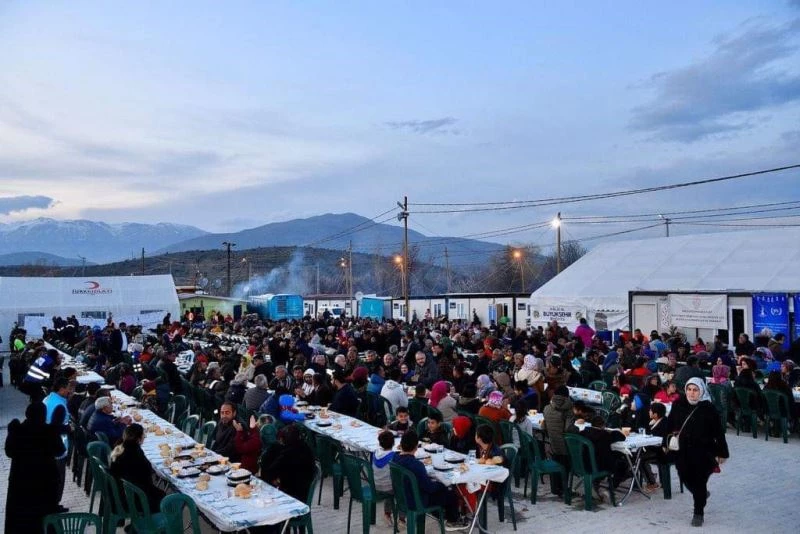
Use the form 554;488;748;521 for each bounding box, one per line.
388;406;414;435
455;424;506;515
372;430;396;525
420;411;448;446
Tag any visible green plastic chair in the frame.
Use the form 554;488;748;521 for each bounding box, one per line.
197;421;216;449
72;425;88;489
96;461;131;534
316;434;344;509
499;420;517;445
86;441;111;513
563;434;616;511
734;387;760;439
763;390;791;443
131;386;143;400
182;414;201;437
288;463;322;534
475;415;501;444
496;444;517;530
259;422;279;449
121;479;168;533
389;463;445;534
588;380;607;391
707;383;730;432
94;431;109;446
167;395;188;425
408;398;428;423
601;391;621;412
43;512;103;534
341;452;392;534
160;493;202;534
518;431;566;504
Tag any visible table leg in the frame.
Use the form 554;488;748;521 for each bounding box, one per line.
467;485;492;534
617;449;651;506
279;518;290;534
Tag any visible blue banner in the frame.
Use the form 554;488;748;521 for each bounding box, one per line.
794;295;800;342
752;294;789;349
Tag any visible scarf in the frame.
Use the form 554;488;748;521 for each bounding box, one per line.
685;377;712;405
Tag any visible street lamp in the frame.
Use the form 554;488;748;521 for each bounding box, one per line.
394;255;407;320
552;212;562;273
512;249;525;293
222;241;236;296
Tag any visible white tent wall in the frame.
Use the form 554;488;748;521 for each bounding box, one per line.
529;228;800;334
0;275;179;339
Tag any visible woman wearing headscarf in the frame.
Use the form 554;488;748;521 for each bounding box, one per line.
515;354;544;388
667;377;729;527
711;357;731;385
478;390;511;444
429;381;457;423
109;424;164;511
476;374;495;401
5;403;65;533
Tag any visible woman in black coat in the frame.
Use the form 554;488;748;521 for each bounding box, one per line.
109;423;164;511
667;377;729;528
260;425;316;503
5;402;65;533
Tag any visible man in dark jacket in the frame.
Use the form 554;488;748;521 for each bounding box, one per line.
674;356;705;387
157;352;183;394
413;351;439;389
579;415;627;488
392;431;460;524
212;402;239;461
330;371;359;416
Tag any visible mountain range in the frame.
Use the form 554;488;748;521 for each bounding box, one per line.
0;214;505;269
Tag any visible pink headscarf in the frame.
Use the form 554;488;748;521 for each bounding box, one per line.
429;381;449;408
712;364;730;384
487;390;505;409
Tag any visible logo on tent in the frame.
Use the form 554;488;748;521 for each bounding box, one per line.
73;281;112;295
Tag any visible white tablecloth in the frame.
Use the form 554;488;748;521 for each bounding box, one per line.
303;412;509;486
611;433;663;453
45;342;105;384
568;387;603;405
109;390;309;531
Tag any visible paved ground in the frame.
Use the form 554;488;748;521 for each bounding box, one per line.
1;366;798;533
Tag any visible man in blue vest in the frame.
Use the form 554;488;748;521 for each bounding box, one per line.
43;377;73;512
21;348;61;402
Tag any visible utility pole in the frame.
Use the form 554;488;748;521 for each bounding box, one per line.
397;197;410;323
659;214;671;237
555;212;562;274
222;241;236;296
444;246;452;293
348;240;353;309
78;255;86;277
141;248;145;275
316;263;320;294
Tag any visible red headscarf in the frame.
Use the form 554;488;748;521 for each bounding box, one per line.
451;416;472;438
429;381;449;408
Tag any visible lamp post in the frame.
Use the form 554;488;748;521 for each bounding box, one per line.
222;241;236;296
512;249;525;293
394;255;407;321
552;213;562;274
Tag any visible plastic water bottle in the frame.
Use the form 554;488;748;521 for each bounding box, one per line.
467;450;476;464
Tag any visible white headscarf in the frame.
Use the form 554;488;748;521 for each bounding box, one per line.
685;377;712;405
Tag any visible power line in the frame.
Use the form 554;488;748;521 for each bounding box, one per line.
407;164;800;213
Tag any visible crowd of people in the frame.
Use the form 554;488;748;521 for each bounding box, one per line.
8;309;800;531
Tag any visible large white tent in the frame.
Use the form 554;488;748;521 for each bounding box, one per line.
529;228;800;333
0;275;179;338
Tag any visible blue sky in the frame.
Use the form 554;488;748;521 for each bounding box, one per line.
0;1;798;247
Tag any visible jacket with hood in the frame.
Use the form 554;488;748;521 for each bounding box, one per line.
542;394;575;455
380;380;408;411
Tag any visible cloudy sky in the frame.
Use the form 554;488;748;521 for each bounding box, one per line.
1;1;799;247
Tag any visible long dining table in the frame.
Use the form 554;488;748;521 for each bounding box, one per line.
108;389;309;532
302;409;508;534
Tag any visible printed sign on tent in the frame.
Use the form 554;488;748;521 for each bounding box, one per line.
668;294;727;329
529;304;587;327
752;294;789;349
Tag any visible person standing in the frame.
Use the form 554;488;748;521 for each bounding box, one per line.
5;403;64;533
667;377;729;527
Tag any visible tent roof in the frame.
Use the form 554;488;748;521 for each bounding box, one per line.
530;227;800;305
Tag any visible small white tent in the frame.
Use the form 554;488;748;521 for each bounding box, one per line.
529;228;800;332
0;275;179;338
